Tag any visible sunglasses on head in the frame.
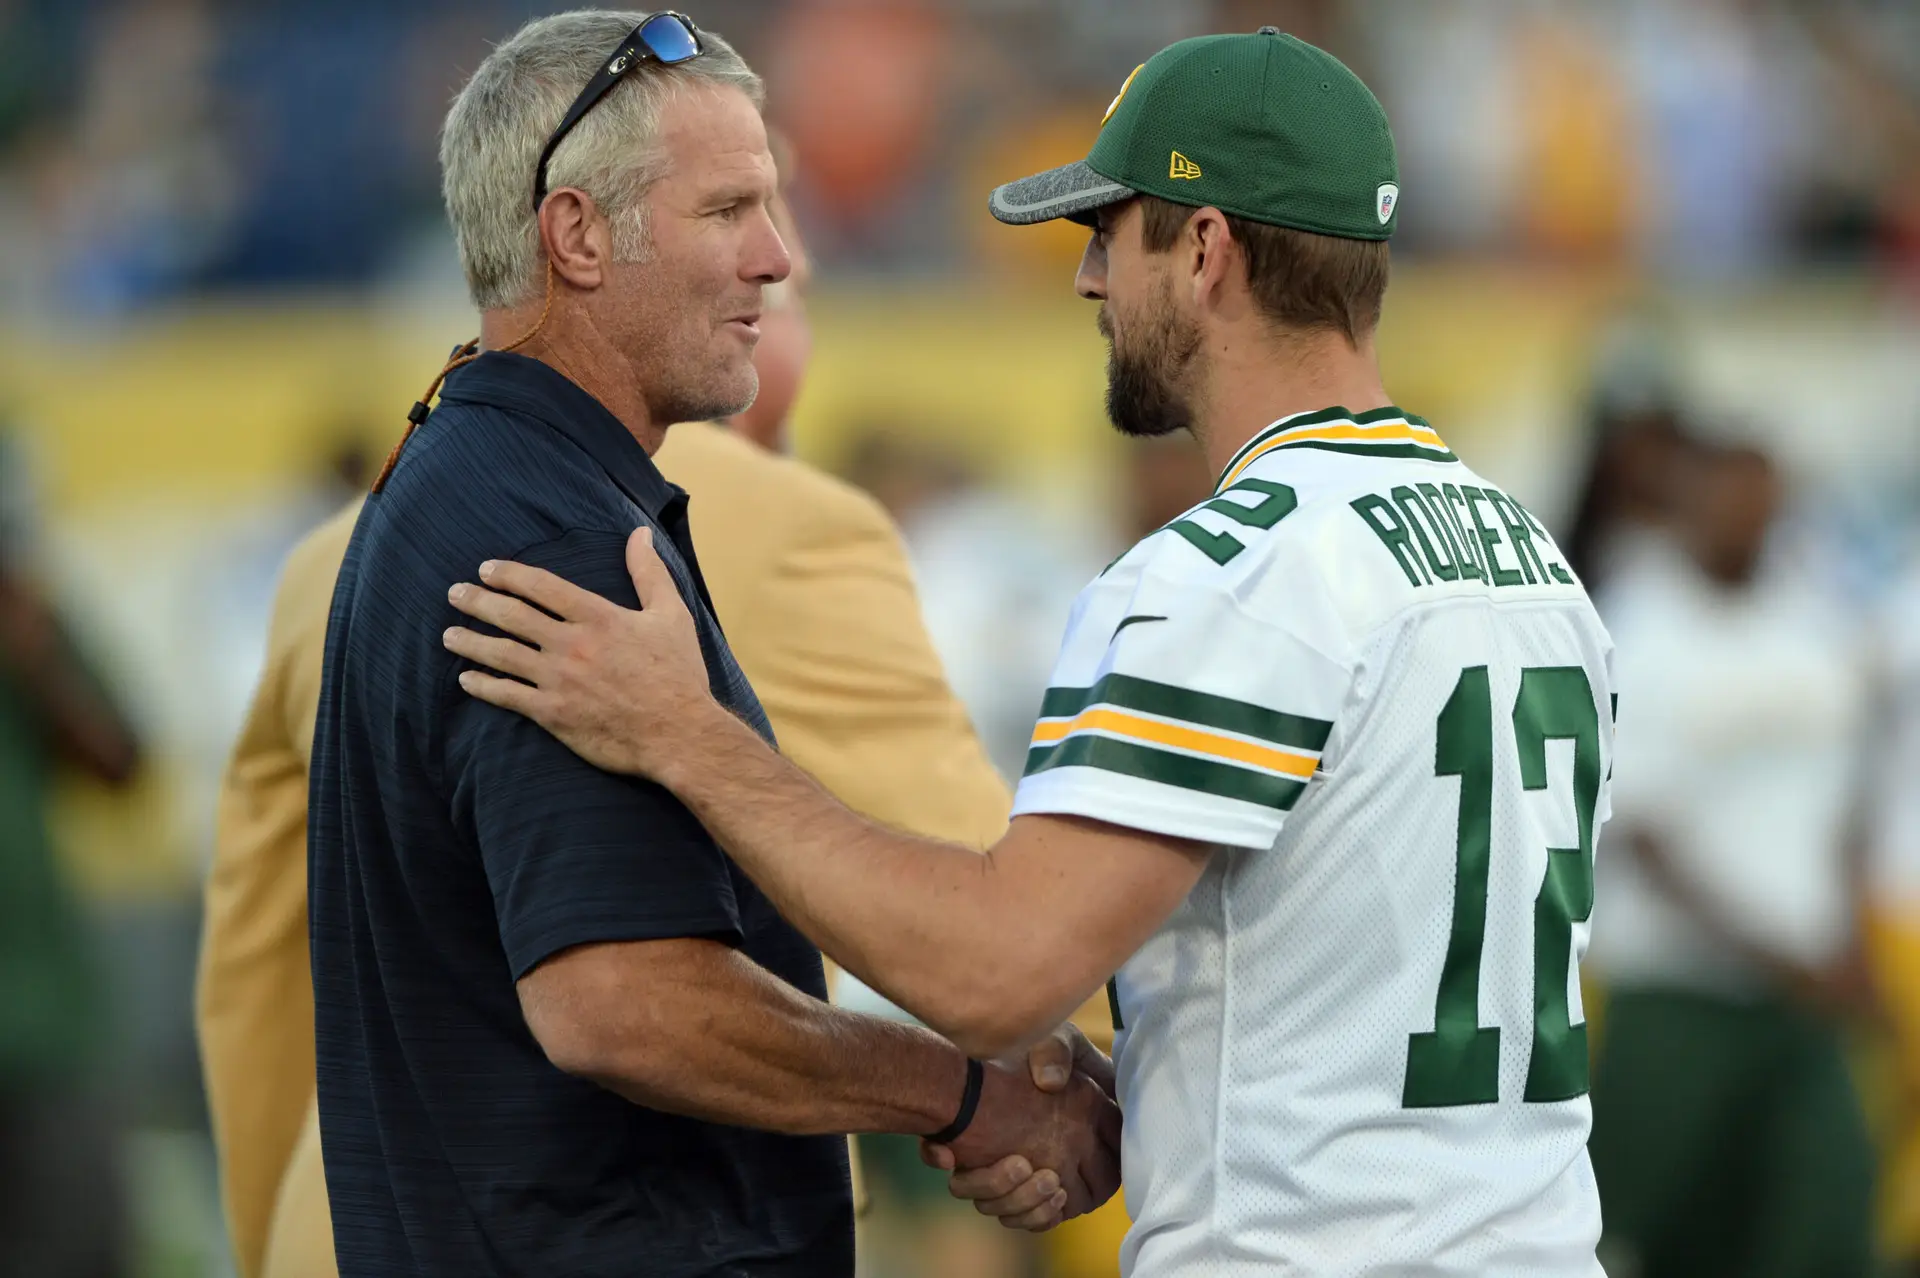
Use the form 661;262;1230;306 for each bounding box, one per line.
531;11;705;213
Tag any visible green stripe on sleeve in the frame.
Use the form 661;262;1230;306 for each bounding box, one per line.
1024;733;1310;811
1036;673;1334;751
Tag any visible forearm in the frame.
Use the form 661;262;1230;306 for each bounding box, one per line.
659;705;1079;1055
526;939;972;1138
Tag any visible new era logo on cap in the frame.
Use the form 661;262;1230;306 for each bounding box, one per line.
1376;183;1398;225
1170;151;1202;180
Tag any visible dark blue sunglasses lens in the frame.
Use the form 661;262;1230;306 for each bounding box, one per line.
639;15;699;63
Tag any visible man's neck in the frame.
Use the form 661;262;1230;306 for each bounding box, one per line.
1191;328;1392;483
479;307;664;455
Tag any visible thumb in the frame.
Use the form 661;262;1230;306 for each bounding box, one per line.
625;526;680;612
1028;1027;1074;1092
1072;1030;1117;1101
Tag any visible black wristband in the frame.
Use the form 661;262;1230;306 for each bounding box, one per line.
926;1058;985;1145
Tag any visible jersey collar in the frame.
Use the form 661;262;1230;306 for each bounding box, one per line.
1215;405;1451;492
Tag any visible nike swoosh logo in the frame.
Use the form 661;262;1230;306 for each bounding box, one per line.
1111;614;1167;640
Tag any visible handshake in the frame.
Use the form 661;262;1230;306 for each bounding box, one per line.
921;1024;1123;1232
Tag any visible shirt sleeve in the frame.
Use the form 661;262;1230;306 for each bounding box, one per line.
1011;562;1350;851
443;528;742;979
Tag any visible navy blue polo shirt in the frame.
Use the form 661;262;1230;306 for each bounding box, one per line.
308;351;853;1277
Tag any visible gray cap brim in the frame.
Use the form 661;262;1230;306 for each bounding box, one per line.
988;160;1135;226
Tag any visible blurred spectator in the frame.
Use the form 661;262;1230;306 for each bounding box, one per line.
1559;314;1693;592
842;431;1103;779
4;0;1919;290
771;0;955;273
0;1;65;148
1559;401;1689;594
1513;9;1640;264
1587;440;1878;1278
1359;0;1524;256
1617;0;1813;280
38;0;239;314
0;429;142;1278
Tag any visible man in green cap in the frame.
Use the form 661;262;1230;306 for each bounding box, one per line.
436;29;1615;1275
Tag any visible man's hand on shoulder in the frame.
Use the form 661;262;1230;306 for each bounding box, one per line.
445;526;721;780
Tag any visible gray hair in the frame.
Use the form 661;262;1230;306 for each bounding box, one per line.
441;10;764;310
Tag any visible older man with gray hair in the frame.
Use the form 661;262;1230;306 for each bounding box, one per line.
306;12;1119;1277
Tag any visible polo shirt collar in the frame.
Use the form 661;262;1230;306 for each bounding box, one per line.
437;351;683;520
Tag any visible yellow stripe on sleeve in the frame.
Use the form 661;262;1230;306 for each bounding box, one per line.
1031;707;1319;778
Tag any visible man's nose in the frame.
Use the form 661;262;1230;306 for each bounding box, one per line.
748;208;792;285
1075;235;1107;302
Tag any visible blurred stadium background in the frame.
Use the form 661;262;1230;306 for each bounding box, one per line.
0;0;1918;1275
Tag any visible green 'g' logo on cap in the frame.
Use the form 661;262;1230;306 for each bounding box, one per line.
1103;63;1144;126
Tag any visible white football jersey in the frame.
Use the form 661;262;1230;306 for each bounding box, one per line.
1011;406;1614;1277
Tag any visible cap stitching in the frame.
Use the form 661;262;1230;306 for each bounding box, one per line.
1259;33;1275;116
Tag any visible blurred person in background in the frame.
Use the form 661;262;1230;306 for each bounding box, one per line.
1587;439;1878;1278
197;28;1097;1278
1558;400;1690;596
840;430;1107;782
0;429;142;1278
1558;317;1694;595
198;492;359;1278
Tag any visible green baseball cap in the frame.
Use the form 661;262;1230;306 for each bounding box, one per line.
989;28;1399;241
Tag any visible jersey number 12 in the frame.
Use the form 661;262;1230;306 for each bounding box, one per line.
1403;665;1599;1108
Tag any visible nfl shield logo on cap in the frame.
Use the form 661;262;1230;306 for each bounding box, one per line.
1376;183;1399;226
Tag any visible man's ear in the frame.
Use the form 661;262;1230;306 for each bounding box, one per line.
1185;206;1238;314
538;189;609;291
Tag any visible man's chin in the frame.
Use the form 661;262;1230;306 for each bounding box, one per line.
1105;413;1186;440
670;368;759;427
1105;384;1189;440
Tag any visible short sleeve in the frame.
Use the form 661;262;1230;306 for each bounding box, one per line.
1011;565;1350;851
444;529;741;979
